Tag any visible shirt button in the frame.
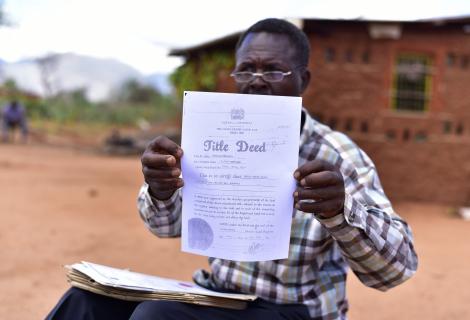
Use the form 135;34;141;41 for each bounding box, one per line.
349;212;355;221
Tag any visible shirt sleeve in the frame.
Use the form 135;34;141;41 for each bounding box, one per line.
317;147;418;291
137;183;182;238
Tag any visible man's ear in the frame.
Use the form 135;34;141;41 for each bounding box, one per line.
300;69;311;94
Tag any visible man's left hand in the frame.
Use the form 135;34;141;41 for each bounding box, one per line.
293;159;345;218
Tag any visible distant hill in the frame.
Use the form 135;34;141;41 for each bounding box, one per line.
144;73;172;96
0;53;172;101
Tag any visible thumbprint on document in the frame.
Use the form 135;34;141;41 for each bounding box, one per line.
188;218;214;250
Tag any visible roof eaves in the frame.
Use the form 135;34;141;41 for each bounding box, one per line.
169;31;242;57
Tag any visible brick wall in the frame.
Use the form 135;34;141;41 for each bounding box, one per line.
208;21;470;205
302;22;470;205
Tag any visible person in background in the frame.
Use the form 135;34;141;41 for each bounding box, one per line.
1;100;28;143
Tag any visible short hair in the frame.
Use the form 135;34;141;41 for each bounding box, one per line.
235;18;310;68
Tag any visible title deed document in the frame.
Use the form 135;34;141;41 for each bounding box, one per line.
181;91;301;261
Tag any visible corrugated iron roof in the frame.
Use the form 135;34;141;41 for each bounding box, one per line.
169;15;470;57
169;31;242;57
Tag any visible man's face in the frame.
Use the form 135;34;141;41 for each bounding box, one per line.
234;32;309;96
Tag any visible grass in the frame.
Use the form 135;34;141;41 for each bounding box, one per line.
1;93;182;147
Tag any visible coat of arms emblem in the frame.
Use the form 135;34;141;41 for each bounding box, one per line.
231;108;245;120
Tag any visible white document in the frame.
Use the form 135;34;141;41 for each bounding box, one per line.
181;91;301;261
72;261;256;300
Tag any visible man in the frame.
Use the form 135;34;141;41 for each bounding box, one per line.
1;100;28;143
46;18;417;320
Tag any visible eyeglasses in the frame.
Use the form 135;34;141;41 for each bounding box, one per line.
230;70;293;83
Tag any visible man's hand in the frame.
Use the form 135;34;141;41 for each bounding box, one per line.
141;136;184;201
293;160;345;218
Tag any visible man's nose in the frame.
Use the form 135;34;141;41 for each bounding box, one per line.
250;72;267;83
248;73;269;90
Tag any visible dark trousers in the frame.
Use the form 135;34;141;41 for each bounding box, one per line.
45;287;311;320
2;119;28;142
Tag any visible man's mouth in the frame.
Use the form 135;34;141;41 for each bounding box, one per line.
246;88;271;95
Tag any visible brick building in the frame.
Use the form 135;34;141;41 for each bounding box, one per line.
170;17;470;205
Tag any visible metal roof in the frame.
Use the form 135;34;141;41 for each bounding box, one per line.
169;31;242;57
169;15;470;57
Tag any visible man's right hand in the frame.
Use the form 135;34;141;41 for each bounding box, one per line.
141;136;184;201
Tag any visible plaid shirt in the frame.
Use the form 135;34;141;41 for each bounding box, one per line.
137;111;418;320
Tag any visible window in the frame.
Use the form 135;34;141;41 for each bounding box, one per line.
414;131;427;142
461;56;469;69
360;121;369;133
362;51;370;63
345;118;354;131
325;47;335;62
386;129;396;140
447;53;456;67
403;129;411;141
345;49;353;63
443;121;452;134
392;54;432;112
456;123;464;135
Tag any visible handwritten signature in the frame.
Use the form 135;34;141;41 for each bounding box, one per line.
248;242;263;254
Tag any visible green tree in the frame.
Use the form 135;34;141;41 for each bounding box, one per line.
36;54;59;97
3;78;19;97
170;50;234;99
118;79;161;104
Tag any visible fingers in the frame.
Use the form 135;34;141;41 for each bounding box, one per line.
141;136;184;199
300;171;341;189
142;167;181;179
293;160;345;217
146;177;184;192
141;136;183;170
293;185;341;201
294;159;334;181
293;185;344;214
141;152;179;169
294;198;343;215
148;136;183;158
293;160;342;190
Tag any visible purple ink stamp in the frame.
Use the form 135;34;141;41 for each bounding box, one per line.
188;218;213;250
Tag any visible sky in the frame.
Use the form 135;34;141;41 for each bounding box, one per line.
1;0;470;75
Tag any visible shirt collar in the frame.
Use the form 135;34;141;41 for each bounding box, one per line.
300;108;316;147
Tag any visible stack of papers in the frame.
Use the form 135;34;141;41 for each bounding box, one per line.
66;261;257;310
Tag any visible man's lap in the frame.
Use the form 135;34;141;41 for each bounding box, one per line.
131;298;310;320
45;287;139;320
46;287;311;320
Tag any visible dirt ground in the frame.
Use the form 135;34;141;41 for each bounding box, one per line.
1;143;469;320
